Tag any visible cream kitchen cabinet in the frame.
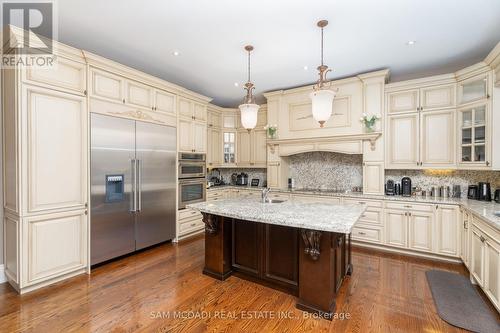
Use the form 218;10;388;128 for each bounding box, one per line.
386;113;419;168
387;84;455;114
386;107;456;169
178;118;207;153
461;209;471;268
385;210;408;248
457;102;490;168
90;68;124;102
267;162;281;188
153;89;176;115
458;73;491;106
470;216;500;312
362;162;384;195
125;80;153;109
435;205;460;257
23;55;87;96
408;211;434;253
178;97;207;121
420;109;456;167
3;60;89;293
207;128;222;167
236;129;267;168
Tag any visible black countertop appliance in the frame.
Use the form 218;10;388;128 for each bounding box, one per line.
236;173;248;186
385;180;395;195
401;177;412;197
478;182;491;201
468;185;478;199
494;189;500;203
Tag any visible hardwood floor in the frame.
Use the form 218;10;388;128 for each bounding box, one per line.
0;235;492;332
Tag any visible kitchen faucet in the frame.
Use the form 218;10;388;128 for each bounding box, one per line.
261;187;271;203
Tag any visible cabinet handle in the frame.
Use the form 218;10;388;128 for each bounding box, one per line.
191;223;197;227
486;161;490;166
358;201;366;205
404;205;412;208
84;210;88;215
358;231;366;235
122;99;125;104
480;235;485;243
83;90;87;96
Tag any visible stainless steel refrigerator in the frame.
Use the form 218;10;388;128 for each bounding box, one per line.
90;113;176;265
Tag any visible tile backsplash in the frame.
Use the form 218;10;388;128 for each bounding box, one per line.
385;169;500;197
208;168;267;186
286;152;363;191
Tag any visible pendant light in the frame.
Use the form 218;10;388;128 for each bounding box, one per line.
310;20;336;128
238;45;259;130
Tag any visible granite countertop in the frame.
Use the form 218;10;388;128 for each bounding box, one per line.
206;185;500;231
187;197;366;234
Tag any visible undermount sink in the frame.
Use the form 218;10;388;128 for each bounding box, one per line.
264;199;285;204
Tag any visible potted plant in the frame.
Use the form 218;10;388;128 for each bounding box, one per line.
264;124;278;139
359;113;380;133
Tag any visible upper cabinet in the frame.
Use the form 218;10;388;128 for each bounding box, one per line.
153;89;176;115
458;74;490;105
388;83;456;114
91;68;124;102
386;113;419;168
23;56;87;96
177;98;207;153
125;80;153;109
178;97;207;121
458;103;490;168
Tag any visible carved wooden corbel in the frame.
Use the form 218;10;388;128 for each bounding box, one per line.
301;229;322;260
202;213;218;234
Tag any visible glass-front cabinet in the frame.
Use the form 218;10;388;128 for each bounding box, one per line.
223;131;236;165
458;103;490;167
458;73;490;105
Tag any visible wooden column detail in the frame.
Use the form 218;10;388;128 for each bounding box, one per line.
300;230;322;260
202;213;232;280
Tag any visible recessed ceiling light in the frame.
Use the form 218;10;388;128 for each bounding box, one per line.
303;66;309;70
172;50;180;56
406;40;416;46
234;82;239;87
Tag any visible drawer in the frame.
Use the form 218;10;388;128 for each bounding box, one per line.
293;195;341;204
178;208;202;221
344;198;383;208
240;191;259;197
352;225;383;243
359;208;383;226
179;219;204;233
207;191;224;199
385;201;433;212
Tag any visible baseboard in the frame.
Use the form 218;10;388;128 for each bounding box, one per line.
0;265;6;284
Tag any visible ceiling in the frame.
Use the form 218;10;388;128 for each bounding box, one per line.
58;0;500;107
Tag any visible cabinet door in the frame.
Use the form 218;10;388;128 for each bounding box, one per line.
208;128;222;166
252;130;267;166
386;113;419;168
125;80;152;109
25;56;86;95
178;118;193;152
420;110;455;167
208;111;221;128
408;211;433;252
388;89;419;113
193;103;207;121
385;210;408;248
223;114;237;128
471;227;485;286
24;210;87;286
362;162;384;195
484;238;500;309
458;103;490;168
458;74;489;105
26;86;87;213
267;162;280;188
178;98;193;119
91;69;123;102
436;206;460;256
420;84;456;111
193;121;207;153
237;130;252;166
154;90;176;115
461;211;470;266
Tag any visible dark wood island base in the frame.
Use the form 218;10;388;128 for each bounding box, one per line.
201;213;352;320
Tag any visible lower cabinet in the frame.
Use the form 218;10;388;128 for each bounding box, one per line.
470;217;500;312
385;210;408;248
408;211;434;252
436;205;460;256
24;210;88;286
460;209;471;268
177;208;204;240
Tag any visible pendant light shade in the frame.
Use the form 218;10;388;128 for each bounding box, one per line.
310;89;336;127
239;103;259;129
310;20;337;128
238;45;259;130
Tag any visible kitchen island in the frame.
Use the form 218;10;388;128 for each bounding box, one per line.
187;197;366;319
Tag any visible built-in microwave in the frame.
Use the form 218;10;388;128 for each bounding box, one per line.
178;178;206;209
178;153;206;178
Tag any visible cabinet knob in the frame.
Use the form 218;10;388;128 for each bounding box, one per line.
480;235;485;243
122;99;125;104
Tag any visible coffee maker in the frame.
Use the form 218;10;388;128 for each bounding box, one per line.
401;177;412;197
478;182;491;201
